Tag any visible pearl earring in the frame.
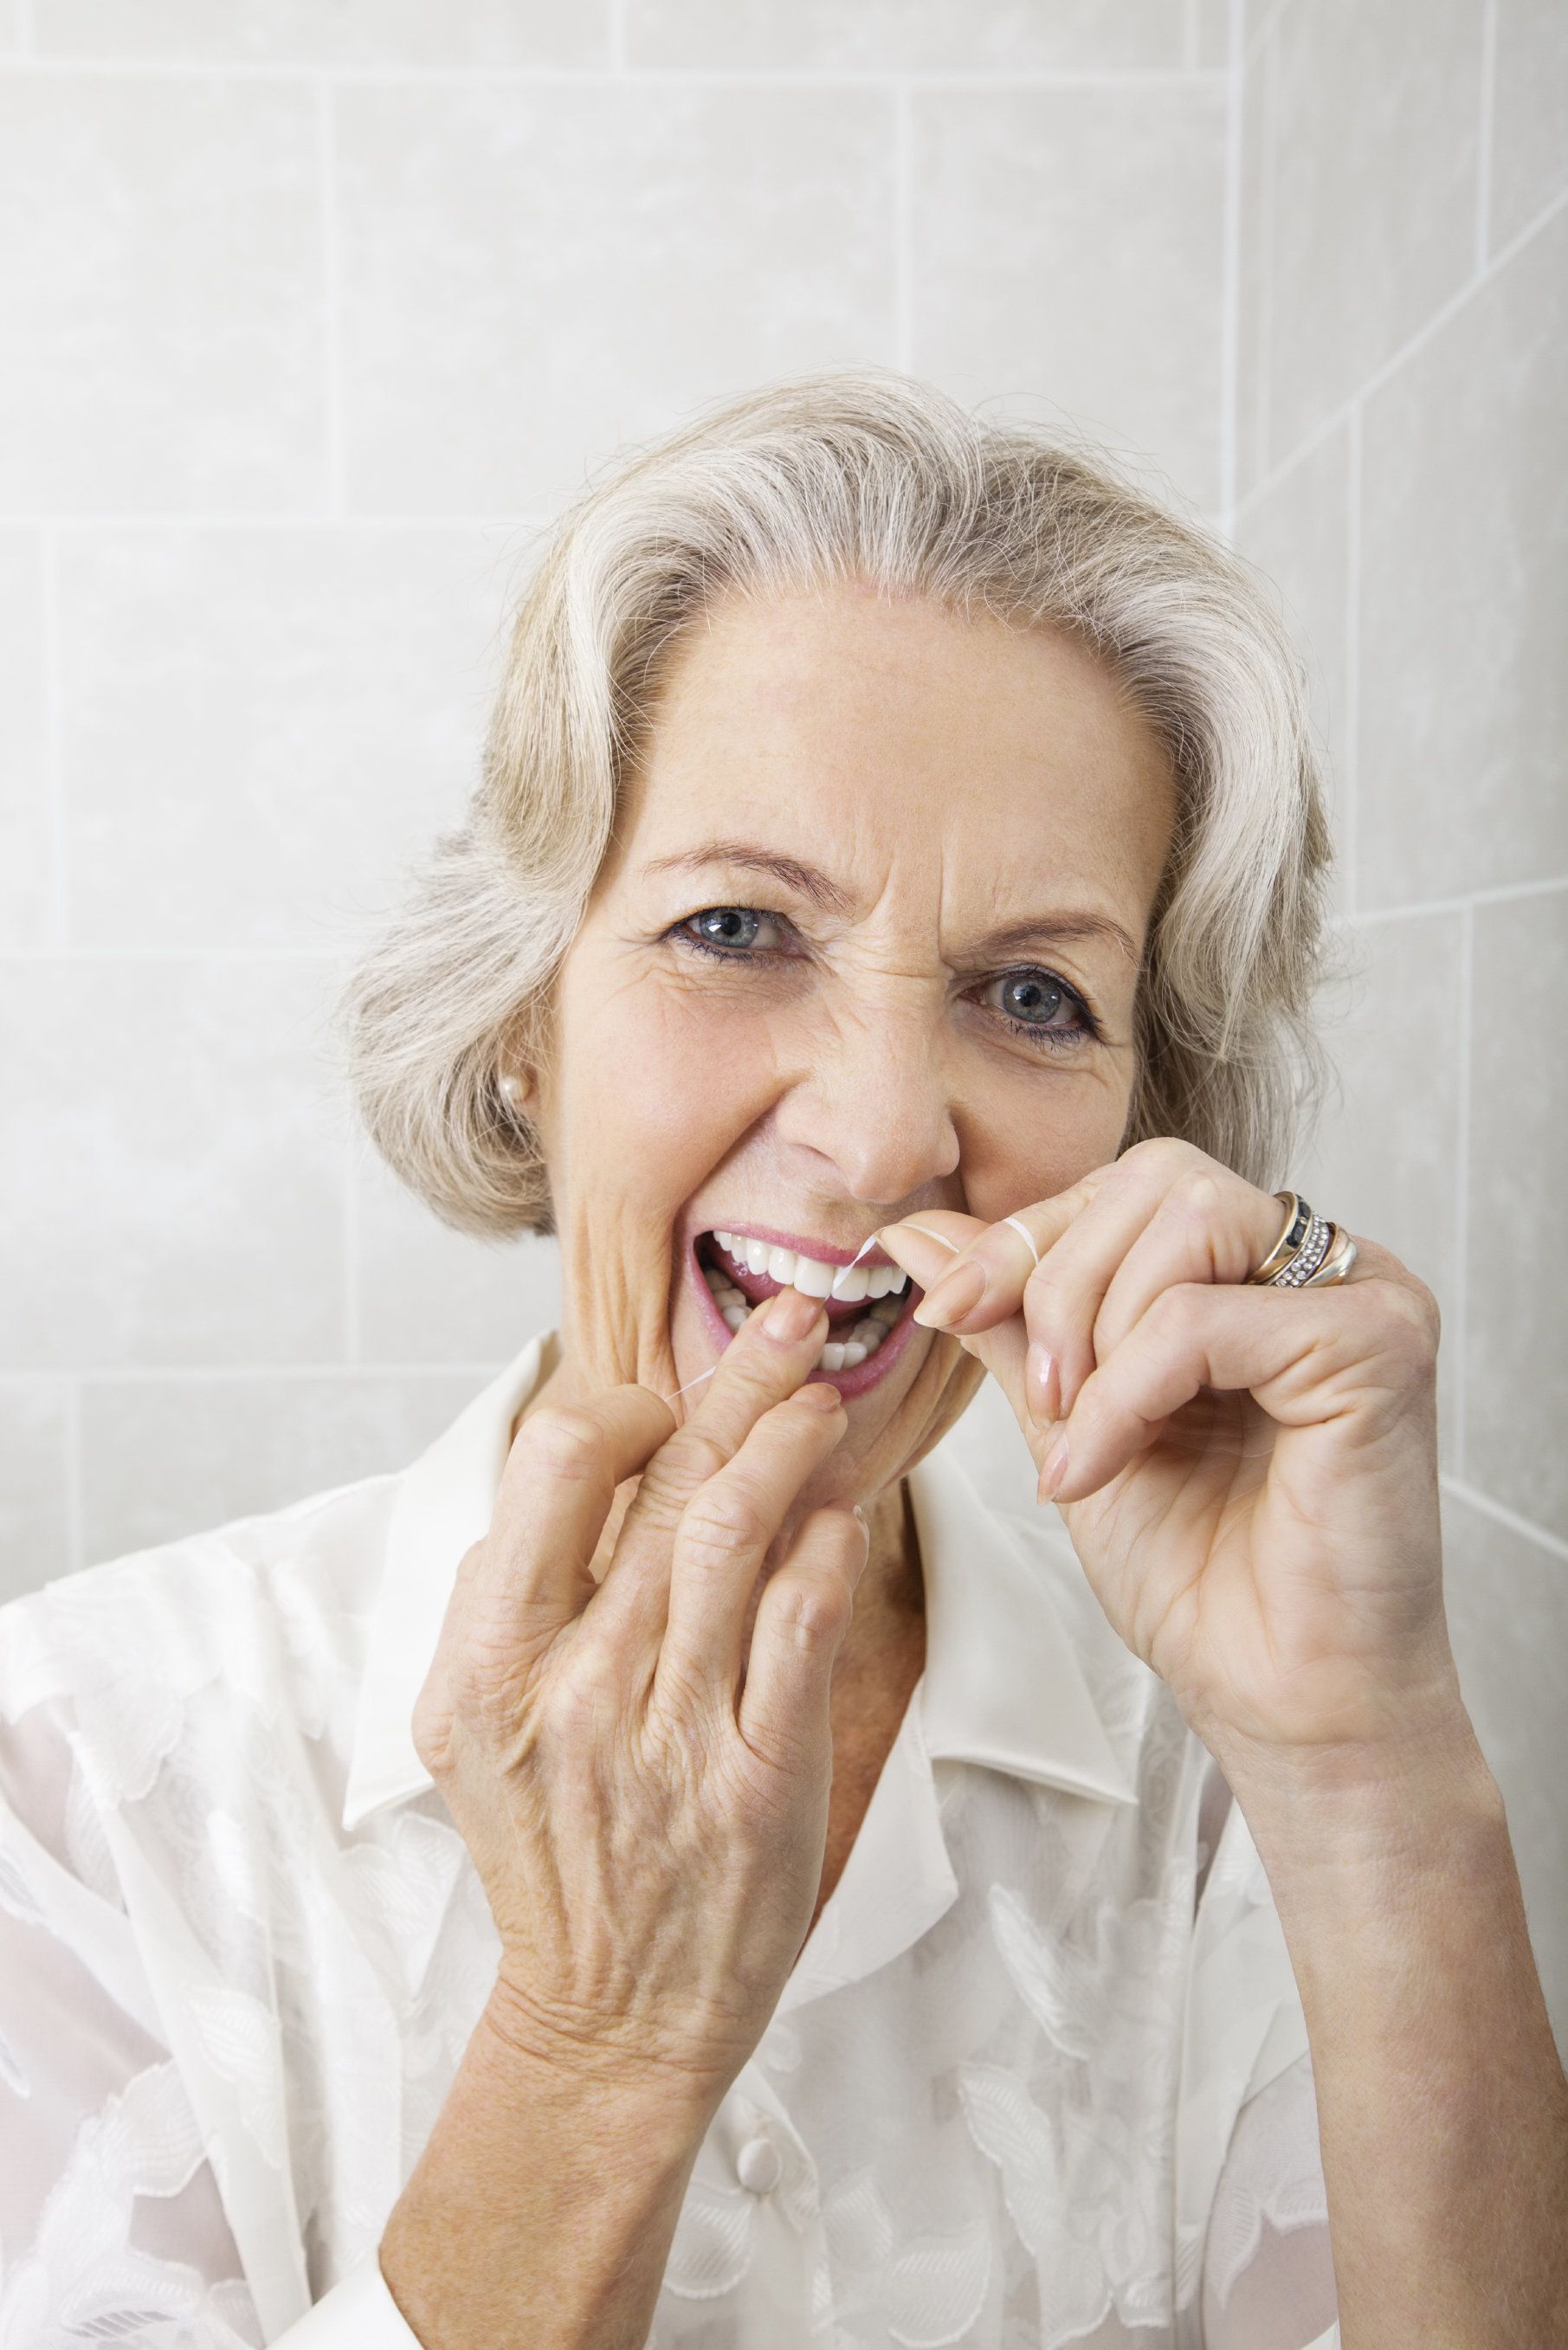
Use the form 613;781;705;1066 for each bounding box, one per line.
498;1072;524;1109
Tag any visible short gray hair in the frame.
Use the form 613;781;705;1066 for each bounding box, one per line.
335;369;1331;1238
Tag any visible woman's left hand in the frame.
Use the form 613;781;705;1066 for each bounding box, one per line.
879;1139;1466;1777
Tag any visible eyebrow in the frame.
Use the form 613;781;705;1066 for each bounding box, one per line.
641;840;1140;965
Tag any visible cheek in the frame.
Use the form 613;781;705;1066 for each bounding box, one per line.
958;1061;1132;1217
553;977;784;1220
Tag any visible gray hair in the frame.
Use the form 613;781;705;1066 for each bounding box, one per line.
335;369;1331;1239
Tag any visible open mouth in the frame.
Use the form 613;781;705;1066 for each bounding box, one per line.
689;1228;926;1398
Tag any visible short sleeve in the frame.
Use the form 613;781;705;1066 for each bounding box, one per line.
0;1693;265;2346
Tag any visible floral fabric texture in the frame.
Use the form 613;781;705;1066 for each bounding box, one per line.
0;1332;1339;2348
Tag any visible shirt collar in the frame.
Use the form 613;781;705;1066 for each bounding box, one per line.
342;1328;1139;1835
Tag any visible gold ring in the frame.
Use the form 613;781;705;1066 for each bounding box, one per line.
1300;1228;1358;1288
1248;1191;1311;1285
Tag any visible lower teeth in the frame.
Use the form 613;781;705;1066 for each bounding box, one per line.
701;1267;901;1371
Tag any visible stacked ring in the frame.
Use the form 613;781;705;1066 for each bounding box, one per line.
1248;1192;1358;1289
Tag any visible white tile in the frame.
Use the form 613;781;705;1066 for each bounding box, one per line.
1190;0;1230;69
1489;0;1568;249
0;1380;74;1600
34;0;609;65
1440;1487;1568;2060
353;1144;562;1365
58;526;509;952
334;82;896;515
0;958;345;1370
0;74;324;515
626;0;1184;69
909;85;1228;515
1233;420;1352;901
1302;912;1463;1462
1465;893;1568;1541
80;1369;491;1565
1231;20;1272;505
0;532;50;952
1266;0;1481;462
1357;209;1568;907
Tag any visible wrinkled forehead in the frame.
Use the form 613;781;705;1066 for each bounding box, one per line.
607;584;1177;939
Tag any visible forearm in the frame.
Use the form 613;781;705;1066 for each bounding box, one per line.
378;1996;713;2350
1223;1708;1568;2349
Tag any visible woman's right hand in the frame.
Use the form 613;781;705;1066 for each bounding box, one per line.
410;1282;868;2118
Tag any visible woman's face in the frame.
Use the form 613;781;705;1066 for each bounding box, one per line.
526;579;1175;1508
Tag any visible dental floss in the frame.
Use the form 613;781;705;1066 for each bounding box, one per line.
900;1223;961;1255
669;1227;891;1395
829;1228;885;1299
1002;1214;1041;1268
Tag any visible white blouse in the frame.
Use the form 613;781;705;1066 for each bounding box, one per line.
0;1329;1341;2350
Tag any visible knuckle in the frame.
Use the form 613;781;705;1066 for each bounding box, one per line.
410;1684;454;1776
681;1478;769;1559
784;1575;852;1652
1167;1167;1223;1223
540;1642;619;1740
519;1404;603;1482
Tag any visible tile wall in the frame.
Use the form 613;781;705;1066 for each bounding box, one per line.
1234;0;1567;2035
0;0;1562;2029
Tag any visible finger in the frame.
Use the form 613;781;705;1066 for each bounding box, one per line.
476;1383;675;1647
1087;1162;1289;1368
886;1175;1113;1342
1044;1258;1420;1502
655;1381;849;1715
737;1503;870;1773
588;1284;829;1654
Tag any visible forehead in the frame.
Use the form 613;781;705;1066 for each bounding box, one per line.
617;582;1175;917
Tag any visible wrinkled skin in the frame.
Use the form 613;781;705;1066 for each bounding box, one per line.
412;579;1179;2090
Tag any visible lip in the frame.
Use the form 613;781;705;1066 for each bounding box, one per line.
684;1230;927;1399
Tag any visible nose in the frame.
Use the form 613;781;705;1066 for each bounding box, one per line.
774;988;961;1208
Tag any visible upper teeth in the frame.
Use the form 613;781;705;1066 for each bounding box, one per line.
712;1231;907;1302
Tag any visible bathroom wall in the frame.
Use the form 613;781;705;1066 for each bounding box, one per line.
1;1;1562;2031
1232;0;1568;2043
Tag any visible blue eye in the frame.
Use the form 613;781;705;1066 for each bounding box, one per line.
668;911;1104;1053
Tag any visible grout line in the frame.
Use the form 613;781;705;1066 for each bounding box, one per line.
0;55;1230;87
1475;0;1497;273
1337;875;1568;928
343;1129;361;1365
1452;905;1473;1480
38;526;68;952
316;81;345;519
1216;0;1243;539
13;0;31;52
1341;403;1361;914
0;1362;520;1384
24;512;550;530
0;948;352;965
62;1378;83;1579
1254;15;1278;485
894;81;913;373
0;55;1231;88
1439;1476;1568;1567
1236;179;1568;513
607;0;627;74
1183;0;1199;72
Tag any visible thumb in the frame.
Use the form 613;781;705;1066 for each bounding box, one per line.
879;1216;1042;1466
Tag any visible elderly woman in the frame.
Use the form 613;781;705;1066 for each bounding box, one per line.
1;374;1563;2350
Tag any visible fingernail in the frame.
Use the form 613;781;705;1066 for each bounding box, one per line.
762;1286;823;1343
913;1258;986;1329
795;1377;844;1411
1026;1343;1058;1424
1038;1436;1069;1501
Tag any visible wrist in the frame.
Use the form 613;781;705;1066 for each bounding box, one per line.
1213;1698;1503;1884
475;1973;730;2152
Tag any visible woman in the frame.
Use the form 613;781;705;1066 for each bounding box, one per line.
0;373;1562;2350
